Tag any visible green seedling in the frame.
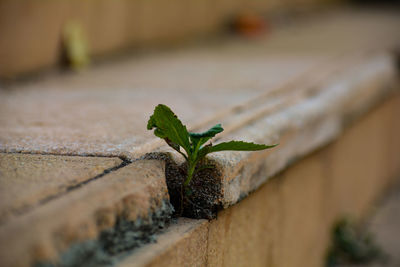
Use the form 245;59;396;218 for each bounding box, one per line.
147;104;277;192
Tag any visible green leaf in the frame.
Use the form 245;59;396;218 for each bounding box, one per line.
210;141;278;152
147;104;191;154
189;124;223;138
189;124;224;149
199;141;277;158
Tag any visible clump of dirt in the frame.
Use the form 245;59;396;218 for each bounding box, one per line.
143;152;223;219
166;157;223;219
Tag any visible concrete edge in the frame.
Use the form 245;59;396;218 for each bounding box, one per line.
214;53;397;207
0;160;173;267
153;53;398;216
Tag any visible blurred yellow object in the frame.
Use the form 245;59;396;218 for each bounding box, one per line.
62;21;90;70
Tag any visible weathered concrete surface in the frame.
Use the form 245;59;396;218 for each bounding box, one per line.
118;95;400;267
120;218;209;267
0;153;122;224
208;53;398;208
0;160;171;267
1;9;400;160
0;53;326;158
161;52;398;217
0;9;399;266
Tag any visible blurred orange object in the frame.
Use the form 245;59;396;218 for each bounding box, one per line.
233;12;268;37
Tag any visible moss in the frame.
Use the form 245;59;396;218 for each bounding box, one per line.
326;218;387;267
100;201;173;254
35;200;173;267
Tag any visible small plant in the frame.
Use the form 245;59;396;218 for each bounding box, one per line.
326;218;386;267
147;104;277;194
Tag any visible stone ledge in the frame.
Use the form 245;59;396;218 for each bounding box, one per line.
118;218;208;267
159;53;398;217
0;160;172;267
117;94;400;266
0;153;122;224
1;9;400;161
0;9;399;266
211;53;397;208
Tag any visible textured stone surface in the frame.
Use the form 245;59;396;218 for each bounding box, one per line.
117;96;400;267
1;9;400;160
205;53;397;208
0;53;323;159
0;153;122;224
119;218;209;267
0;9;399;266
0;159;171;267
324;95;400;222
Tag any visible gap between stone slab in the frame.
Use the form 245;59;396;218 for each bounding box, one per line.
141;152;224;220
37;90;400;266
31;150;215;267
0;150;129;160
5;52;396;265
5;151;219;266
44;159;131;201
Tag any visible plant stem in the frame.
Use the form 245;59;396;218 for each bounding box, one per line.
184;160;197;187
184;140;202;188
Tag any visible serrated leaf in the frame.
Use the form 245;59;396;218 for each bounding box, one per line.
199;140;277;158
210;141;278;152
147;104;191;154
147;104;278;189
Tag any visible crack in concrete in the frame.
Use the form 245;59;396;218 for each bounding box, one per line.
0;150;126;159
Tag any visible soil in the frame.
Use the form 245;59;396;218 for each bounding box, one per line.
144;152;223;219
165;157;223;219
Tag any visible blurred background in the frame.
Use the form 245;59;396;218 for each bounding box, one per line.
0;0;398;80
0;1;399;267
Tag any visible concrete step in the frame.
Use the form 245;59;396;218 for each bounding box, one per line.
0;153;122;224
118;95;400;267
0;159;172;267
0;8;399;267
